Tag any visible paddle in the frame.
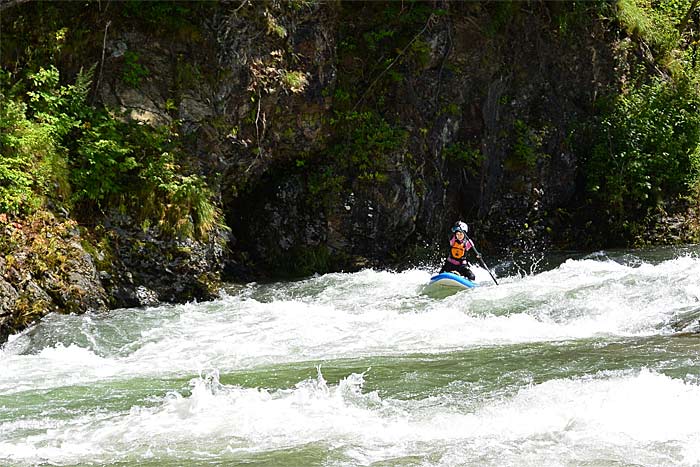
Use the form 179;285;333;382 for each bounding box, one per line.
465;234;499;286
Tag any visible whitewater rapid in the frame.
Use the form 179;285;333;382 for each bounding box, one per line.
1;250;700;466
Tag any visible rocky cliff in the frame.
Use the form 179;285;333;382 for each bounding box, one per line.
2;0;699;343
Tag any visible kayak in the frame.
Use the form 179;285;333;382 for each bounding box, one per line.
428;272;478;290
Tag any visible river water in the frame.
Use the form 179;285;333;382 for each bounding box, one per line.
1;247;700;466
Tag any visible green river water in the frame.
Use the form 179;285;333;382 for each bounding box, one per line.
1;247;700;466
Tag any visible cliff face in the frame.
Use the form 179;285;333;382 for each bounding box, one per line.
206;1;620;272
1;1;698;342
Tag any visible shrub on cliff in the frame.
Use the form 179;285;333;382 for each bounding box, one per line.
582;0;700;244
0;67;76;216
0;65;223;240
586;77;700;236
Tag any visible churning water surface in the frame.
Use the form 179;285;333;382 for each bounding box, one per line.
1;247;700;466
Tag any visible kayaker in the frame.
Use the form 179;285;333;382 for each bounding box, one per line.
439;221;481;280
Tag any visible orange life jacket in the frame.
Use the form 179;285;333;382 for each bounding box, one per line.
450;239;467;260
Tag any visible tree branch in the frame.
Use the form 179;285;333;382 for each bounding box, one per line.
94;20;111;103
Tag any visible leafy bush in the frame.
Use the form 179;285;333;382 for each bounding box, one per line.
585;76;700;236
577;0;700;243
0;98;44;215
70;114;136;205
0;66;80;215
139;151;222;239
0;65;223;239
330;110;408;180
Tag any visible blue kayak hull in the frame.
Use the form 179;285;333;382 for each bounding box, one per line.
428;272;478;289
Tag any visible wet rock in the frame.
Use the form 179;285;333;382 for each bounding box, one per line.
135;286;160;307
0;277;19;344
99;211;228;308
0;213;110;345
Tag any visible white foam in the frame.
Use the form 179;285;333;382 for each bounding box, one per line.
2;255;700;466
2;368;698;466
3;257;700;395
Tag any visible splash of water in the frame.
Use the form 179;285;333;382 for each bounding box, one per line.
1;251;700;466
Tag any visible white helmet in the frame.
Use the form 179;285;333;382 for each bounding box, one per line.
451;221;468;234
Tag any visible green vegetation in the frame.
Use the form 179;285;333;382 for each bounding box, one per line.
616;0;686;58
292;109;407;214
122;0;192;27
335;1;436;109
0;65;223;240
585;77;700;238
581;0;700;242
0;66;78;215
330;110;408;183
280;70;308;94
121;1;203;39
121;51;149;88
443;143;483;174
555;1;609;38
510;119;549;170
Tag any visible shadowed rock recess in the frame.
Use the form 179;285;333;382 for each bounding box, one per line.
1;1;699;342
